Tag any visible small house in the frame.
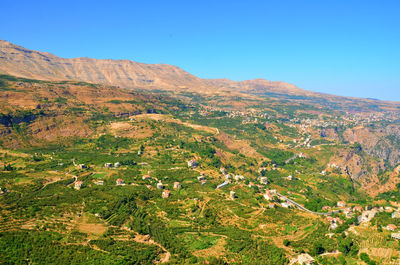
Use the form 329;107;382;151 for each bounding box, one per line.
162;190;171;199
358;210;376;224
104;163;113;168
95;180;104;185
337;201;346;207
329;222;338;230
197;176;206;181
174;182;182;189
392;233;400;240
114;162;120;168
220;167;227;174
234;175;244;181
386;224;397;231
343;207;353;217
263;190;276;201
187;159;198;168
116;178;125;185
335;217;343;225
74;181;84;190
230;191;236;200
322;205;331;211
260;177;268;184
78;164;87;169
385;206;394;213
142;175;151;180
156;182;164;190
392;211;400;218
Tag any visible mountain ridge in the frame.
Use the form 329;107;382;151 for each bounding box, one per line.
1;39;399;105
0;39;317;96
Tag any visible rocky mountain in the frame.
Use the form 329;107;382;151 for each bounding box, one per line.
2;39;400;113
0;39;212;92
0;39;330;97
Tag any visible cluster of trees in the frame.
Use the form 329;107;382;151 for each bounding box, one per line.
225;229;287;264
360;253;377;265
94;134;133;150
0;231;123;264
179;140;221;168
89;238;160;264
290;222;338;254
101;194;138;226
303;192;333;212
128;207;194;262
258;148;294;166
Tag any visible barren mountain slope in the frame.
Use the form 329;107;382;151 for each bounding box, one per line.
0;40;214;92
0;40;315;96
1;39;400;112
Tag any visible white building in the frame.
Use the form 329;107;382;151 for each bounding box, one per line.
216;181;229;189
74;181;84;190
187;159;198;168
260;177;268;184
156;182;164;190
174;182;182;189
358;210;376;224
296;253;315;265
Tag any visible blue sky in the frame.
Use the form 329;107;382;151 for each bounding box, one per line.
1;0;400;100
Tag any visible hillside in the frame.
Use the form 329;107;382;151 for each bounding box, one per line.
2;44;400;264
0;74;185;148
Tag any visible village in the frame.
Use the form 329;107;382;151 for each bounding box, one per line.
67;155;400;265
197;105;400;141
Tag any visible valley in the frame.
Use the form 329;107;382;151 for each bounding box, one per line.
1;42;400;264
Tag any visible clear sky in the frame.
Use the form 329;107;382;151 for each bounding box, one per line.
1;0;400;100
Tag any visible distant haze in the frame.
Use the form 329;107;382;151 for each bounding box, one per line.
1;0;399;100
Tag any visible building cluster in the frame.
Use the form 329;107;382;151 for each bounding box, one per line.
319;202;400;233
326;216;343;230
104;162;120;168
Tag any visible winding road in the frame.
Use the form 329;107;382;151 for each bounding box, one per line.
276;192;340;216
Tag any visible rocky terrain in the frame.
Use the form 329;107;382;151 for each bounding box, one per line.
2;39;400;113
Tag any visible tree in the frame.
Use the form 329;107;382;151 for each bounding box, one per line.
311;241;325;256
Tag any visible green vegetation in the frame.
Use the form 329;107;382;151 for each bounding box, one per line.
0;74;397;264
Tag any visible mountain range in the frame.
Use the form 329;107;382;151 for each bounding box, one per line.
0;39;389;104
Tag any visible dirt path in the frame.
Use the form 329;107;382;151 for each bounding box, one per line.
132;114;219;135
269;222;320;255
132;233;171;264
120;227;171;264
